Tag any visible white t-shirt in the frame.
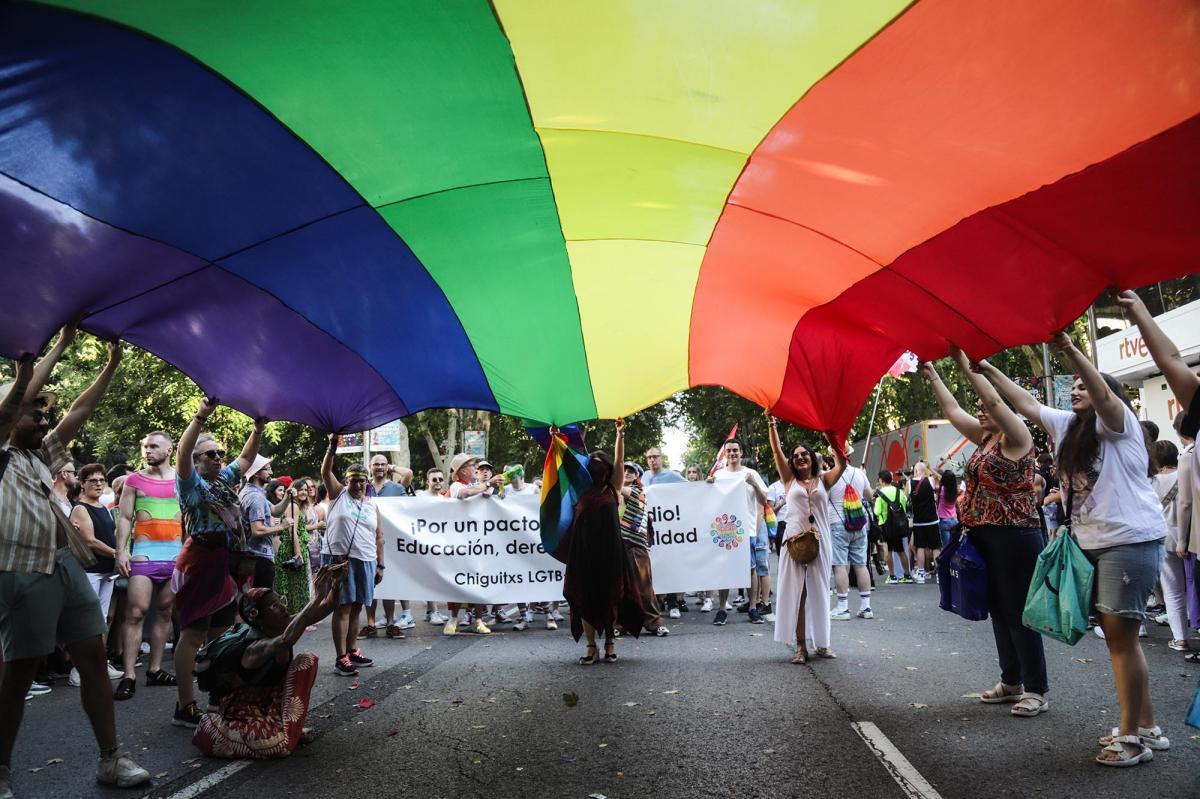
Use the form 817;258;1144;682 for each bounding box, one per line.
767;480;789;522
505;482;537;496
826;466;871;519
1040;404;1167;550
714;466;767;529
321;489;379;561
1151;471;1179;550
449;481;475;499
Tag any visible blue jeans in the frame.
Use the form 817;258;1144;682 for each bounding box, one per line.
938;518;957;550
968;525;1048;695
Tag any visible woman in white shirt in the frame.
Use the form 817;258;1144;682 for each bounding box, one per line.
1150;441;1188;653
980;328;1166;767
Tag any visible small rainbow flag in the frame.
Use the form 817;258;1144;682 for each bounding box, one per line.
763;503;778;537
539;432;593;558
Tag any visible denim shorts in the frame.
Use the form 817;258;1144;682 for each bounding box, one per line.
830;517;867;567
322;554;376;606
937;518;957;550
750;522;770;577
1083;538;1165;620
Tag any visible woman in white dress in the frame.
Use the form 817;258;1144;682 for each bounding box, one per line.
767;413;847;663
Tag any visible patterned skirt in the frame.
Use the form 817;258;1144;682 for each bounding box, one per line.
274;524;311;611
192;653;318;759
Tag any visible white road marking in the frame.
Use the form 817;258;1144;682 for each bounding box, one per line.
852;721;943;799
160;761;249;799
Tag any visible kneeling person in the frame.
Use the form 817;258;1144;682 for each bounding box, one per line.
193;563;348;759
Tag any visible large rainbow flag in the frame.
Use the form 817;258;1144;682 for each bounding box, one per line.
538;432;592;558
2;2;1197;444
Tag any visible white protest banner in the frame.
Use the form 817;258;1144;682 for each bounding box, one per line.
644;479;757;595
374;480;755;603
375;494;559;604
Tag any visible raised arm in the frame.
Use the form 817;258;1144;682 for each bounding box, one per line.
177;396;217;483
918;361;984;444
0;355;34;445
1116;289;1198;412
234;418;266;477
54;342;121;445
970;358;1047;432
947;346;1033;457
241;563;348;670
765;412;793;488
321;433;344;499
1048;331;1126;433
610;419;625;493
24;319;78;406
821;432;848;489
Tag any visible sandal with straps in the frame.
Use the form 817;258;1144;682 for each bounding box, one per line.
980;682;1024;704
603;642;617;663
790;646;808;665
1096;735;1153;767
578;645;598;666
145;669;178;687
1098;725;1169;750
1010;693;1049;717
113;677;136;700
814;648;837;659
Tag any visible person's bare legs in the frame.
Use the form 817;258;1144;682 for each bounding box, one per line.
718;589;730;610
344;604;363;653
148;583;176;674
174;626;206;707
1097;612;1156;761
748;571;759;607
792;584;809;663
64;636;118;752
382;599;396;626
833;565;850;596
332;604;352;657
121;576;152;679
852;565;871;607
0;657;38;768
759;573;772;607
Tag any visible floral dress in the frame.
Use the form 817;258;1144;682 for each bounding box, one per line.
273;511;311;610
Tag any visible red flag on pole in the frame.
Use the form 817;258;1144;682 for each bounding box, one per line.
706;422;739;478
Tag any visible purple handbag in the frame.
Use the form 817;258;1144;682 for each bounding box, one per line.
937;531;989;621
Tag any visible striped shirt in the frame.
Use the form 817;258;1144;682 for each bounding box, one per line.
0;431;96;574
619;483;649;550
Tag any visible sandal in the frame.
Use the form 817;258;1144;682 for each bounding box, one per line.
1098;725;1169;750
1010;693;1049;717
1096;735;1153;767
791;646;808;665
980;682;1024;704
113;677;136;700
1167;639;1189;652
145;669;177;687
603;642;617;663
814;648;837;659
1183;652;1199;662
578;645;598;666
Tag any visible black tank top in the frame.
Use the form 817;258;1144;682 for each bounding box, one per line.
80;503;117;574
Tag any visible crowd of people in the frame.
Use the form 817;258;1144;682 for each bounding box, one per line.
0;286;1197;795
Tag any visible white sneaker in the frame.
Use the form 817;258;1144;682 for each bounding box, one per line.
139;642;150;655
512;618;529;631
96;747;151;788
724;601;734;611
523;609;535;624
429;610;448;625
668;607;681;619
1138;625;1148;638
545;618;558;631
830;610;851;621
28;681;51;696
1094;625;1106;640
856;608;874;620
700;598;713;613
915;570;926;585
396;612;416;630
550;608;564;622
106;663;124;680
69;668;81;687
500;606;521;623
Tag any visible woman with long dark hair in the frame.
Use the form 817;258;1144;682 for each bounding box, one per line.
561;418;643;664
919;347;1048;719
766;415;846;664
936;469;959;550
982;330;1167;766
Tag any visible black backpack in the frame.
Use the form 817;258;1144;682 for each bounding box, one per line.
880;487;909;539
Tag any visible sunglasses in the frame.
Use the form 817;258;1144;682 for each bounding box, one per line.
197;449;226;460
83;478;106;486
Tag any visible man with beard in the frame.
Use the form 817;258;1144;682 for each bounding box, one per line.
0;325;150;794
113;431;183;701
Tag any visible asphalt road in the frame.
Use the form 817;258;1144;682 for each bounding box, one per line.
10;582;1199;799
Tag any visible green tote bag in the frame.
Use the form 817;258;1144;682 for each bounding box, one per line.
1021;531;1095;645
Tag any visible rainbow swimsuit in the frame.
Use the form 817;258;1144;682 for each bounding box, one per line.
125;472;183;575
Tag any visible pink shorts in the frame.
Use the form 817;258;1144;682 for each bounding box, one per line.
130;560;176;583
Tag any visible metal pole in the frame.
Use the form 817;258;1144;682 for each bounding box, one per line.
859;379;883;469
1041;343;1054;408
1086;305;1100;366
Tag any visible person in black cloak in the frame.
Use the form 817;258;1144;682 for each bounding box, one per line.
562;418;644;664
